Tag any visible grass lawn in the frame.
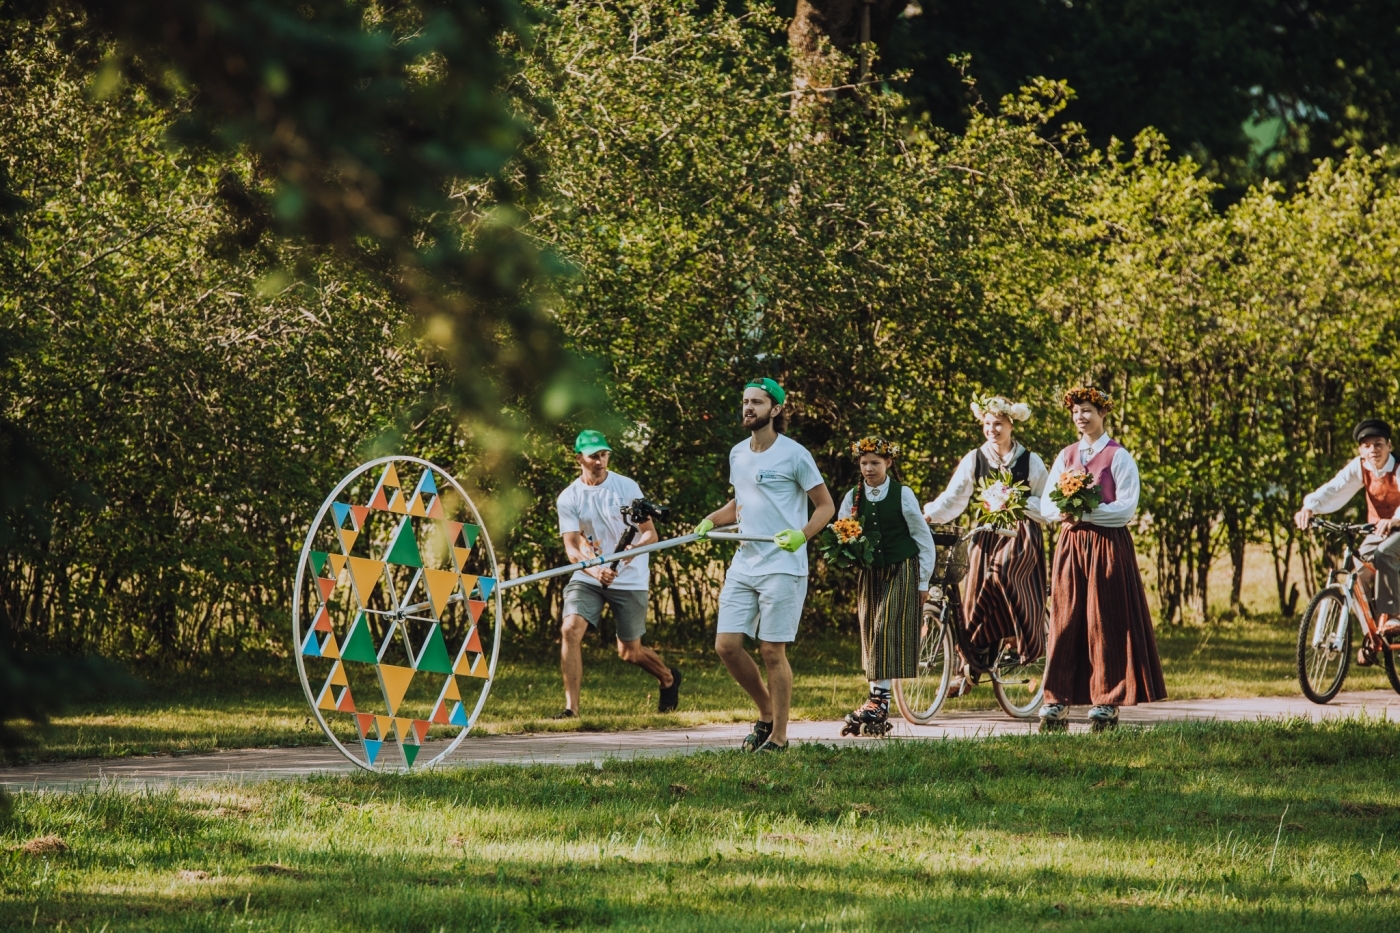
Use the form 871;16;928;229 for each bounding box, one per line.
4;720;1400;930
14;613;1399;764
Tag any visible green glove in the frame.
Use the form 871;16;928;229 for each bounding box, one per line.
774;528;806;552
693;518;714;540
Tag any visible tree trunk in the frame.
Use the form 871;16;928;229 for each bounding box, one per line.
789;0;904;95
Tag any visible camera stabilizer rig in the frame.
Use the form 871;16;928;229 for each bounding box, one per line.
603;498;672;584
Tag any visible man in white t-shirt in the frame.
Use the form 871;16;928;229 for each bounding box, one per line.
556;430;679;718
694;379;834;752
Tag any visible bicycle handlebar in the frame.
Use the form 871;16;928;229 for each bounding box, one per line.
1308;517;1376;537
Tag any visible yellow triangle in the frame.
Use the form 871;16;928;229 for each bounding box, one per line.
459;571;478;595
423;568;460;618
454;549;474;573
408;493;428;517
377;664;415;716
329;660;349;687
328;553;347;578
348;556;385;604
376;715;393;738
340;528;360;553
321;632;341;660
317;683;337;710
387;489;407;514
394;717;413;742
383;463;401;488
443;676;461;701
452;650;473;676
467;654;489;679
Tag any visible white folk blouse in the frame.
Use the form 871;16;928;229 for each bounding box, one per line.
837;478;937;591
1037;433;1141;528
1302;454;1398;514
922;441;1050;526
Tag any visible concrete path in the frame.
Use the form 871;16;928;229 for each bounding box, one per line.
4;690;1396;792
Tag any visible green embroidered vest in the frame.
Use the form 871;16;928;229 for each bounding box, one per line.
854;478;919;569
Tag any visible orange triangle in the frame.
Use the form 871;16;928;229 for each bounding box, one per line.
423;568;460;618
348;556;385;604
320;632;341;660
369;486;390;511
408;493;428;517
313;607;333;632
467;599;487;624
328;553;347;578
426;496;445;519
443;521;464;546
336;687;355;712
378;664;415;716
382;463;401;488
443;675;461;701
412;720;430;743
376;715;393;737
329;660;349;686
340;528;360;553
350;505;370;530
355;712;376;738
464;626;483;654
387;489;407;514
431;700;452;724
317;577;336;601
317;683;337;710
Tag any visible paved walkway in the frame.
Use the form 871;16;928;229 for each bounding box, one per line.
4;690;1396;792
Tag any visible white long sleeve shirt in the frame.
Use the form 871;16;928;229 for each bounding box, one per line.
922;442;1050;525
1303;454;1397;514
837;479;937;591
1038;434;1141;528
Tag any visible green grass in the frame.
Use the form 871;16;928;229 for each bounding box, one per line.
17;614;1399;764
4;720;1400;930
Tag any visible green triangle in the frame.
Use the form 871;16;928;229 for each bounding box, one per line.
462;524;481;549
385;521;423;568
341;612;379;664
402;743;422;768
311;551;329;575
415;624;454;674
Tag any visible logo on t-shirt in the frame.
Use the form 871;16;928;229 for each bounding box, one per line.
755;470;784;483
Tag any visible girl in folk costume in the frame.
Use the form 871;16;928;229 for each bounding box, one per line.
1037;386;1166;732
838;437;937;736
923;396;1050;688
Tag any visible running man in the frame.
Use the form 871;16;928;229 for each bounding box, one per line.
694;379;835;752
556;430;680;719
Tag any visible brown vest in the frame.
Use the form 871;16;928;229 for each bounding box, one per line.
1364;463;1400;523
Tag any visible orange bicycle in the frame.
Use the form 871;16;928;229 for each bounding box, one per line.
1297;518;1400;702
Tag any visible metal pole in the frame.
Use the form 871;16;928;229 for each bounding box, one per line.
496;530;710;591
704;531;777;543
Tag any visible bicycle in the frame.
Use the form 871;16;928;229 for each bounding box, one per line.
1297;517;1400;703
892;522;1050;724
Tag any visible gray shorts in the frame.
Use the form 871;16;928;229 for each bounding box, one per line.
716;571;807;643
562;580;649;642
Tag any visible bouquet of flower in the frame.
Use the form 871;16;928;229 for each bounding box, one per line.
817;516;875;570
973;469;1030;530
1049;468;1103;521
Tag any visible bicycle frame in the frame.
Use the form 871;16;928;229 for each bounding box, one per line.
1314;528;1390;653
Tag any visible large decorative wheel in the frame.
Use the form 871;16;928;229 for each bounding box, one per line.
291;456;500;770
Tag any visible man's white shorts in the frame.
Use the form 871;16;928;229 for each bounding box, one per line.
716;571;808;643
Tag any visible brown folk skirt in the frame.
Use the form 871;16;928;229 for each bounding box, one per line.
858;555;921;680
1043;524;1167;706
961;520;1046;667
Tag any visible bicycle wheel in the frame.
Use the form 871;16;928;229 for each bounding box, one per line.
1297;586;1351;704
894;600;956;725
1383;641;1400;696
992;605;1050;719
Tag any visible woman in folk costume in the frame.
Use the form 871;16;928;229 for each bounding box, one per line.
1037;386;1166;732
922;395;1049;689
838;437;937;736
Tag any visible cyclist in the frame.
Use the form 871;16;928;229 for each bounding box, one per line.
923;395;1049;693
1294;418;1400;640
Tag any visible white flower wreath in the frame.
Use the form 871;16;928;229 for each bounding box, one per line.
970;395;1032;423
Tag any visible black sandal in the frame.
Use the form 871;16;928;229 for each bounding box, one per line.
755;739;788;753
741;720;773;752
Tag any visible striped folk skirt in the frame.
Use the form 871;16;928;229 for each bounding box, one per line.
1043;524;1167;706
857;554;921;680
961;519;1046;668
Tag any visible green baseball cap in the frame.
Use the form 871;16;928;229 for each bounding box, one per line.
745;377;786;406
573;429;612;455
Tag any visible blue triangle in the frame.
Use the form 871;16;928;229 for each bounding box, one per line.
301;628;322;657
449;701;468;727
364;739;383;766
477;577;496;601
333;502;352;527
420;471;438;495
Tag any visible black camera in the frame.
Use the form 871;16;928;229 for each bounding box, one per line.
620;498;670;526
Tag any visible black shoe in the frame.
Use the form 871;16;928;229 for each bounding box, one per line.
551;708;577;719
658;668;682;712
742;720;773;752
755;739;788;753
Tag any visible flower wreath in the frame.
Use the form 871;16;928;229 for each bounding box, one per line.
1062;386;1113;413
970;395;1032;422
850;436;901;459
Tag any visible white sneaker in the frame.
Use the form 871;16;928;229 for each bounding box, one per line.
1037;703;1069;722
1087;705;1118;731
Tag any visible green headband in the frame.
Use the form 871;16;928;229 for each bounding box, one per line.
745;378;786;406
